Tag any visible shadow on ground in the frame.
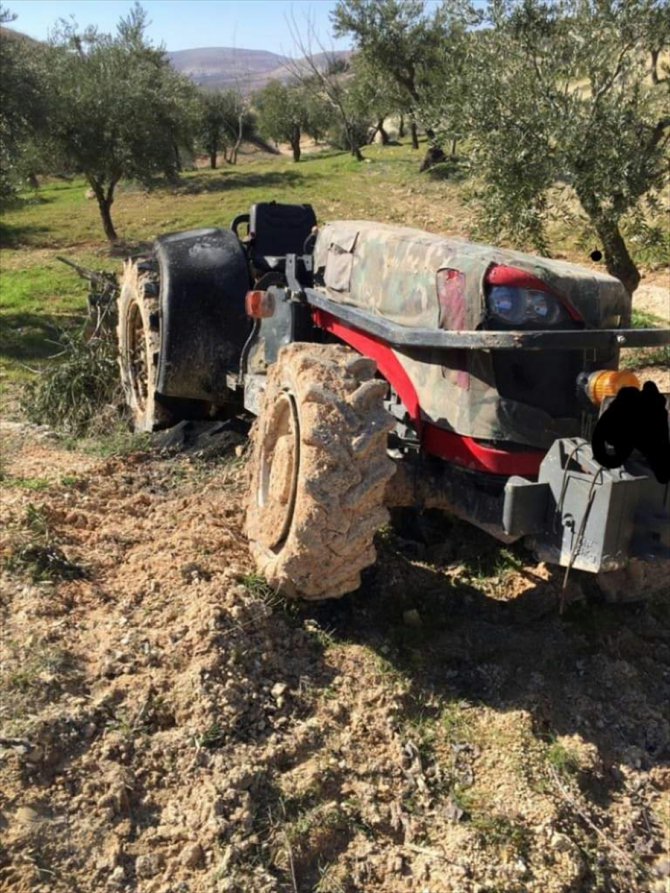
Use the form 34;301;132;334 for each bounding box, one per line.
0;220;51;249
0;313;84;364
301;509;670;783
174;169;309;195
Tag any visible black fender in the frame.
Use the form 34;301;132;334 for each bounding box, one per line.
154;228;251;403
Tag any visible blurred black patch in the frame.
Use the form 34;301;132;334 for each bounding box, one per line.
590;249;603;262
153;418;249;458
592;382;670;484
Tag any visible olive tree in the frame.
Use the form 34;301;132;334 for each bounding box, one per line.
0;5;49;198
45;4;197;241
198;89;252;168
463;0;670;293
198;90;230;169
331;0;451;148
255;81;308;161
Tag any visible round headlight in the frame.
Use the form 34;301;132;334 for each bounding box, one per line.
488;286;526;324
487;286;570;326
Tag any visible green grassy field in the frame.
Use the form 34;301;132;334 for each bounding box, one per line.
1;140;667;397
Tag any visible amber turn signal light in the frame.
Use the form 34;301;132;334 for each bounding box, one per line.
585;369;640;406
245;290;275;318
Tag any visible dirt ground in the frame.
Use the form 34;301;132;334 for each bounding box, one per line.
634;274;670;323
1;421;669;893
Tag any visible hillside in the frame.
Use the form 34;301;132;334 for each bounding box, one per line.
167;47;351;92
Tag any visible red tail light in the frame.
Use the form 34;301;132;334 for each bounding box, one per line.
437;268;466;329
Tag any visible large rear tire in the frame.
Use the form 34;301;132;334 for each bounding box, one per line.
117;259;175;432
246;343;396;599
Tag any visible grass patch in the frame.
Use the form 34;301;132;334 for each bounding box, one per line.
5;644;73;693
4;502;86;583
619;344;670;371
631;308;667;329
7;543;86;583
546;740;581;777
71;429;152;458
238;571;305;623
197;722;226;749
459;543;528;597
1;475;51;491
471;813;531;854
441;700;474;742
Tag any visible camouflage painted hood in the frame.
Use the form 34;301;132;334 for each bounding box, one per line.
313;221;630;449
314;221;630;330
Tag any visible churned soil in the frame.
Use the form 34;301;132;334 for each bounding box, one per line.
1;422;669;893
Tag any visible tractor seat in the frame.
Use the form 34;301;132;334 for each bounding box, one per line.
249;202;317;270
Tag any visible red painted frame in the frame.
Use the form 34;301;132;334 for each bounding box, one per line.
312;308;544;478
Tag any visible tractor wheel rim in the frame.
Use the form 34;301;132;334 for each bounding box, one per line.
127;302;148;410
257;391;300;551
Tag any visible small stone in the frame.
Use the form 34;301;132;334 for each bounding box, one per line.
107;865;126;888
388;853;403;873
271;682;288;699
550;832;574;853
135;853;162;878
403;609;422;628
15;805;45;826
180;842;205;869
654;858;670;878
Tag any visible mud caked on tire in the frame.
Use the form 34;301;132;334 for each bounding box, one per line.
246;343;396;599
117;260;174;432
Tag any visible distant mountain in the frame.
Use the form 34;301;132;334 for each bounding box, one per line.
168;46;351;93
0;25;40;44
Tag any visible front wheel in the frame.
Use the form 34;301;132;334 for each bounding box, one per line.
245;343;396;599
117;259;175;432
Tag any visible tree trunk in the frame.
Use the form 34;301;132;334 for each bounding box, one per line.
410;120;419;150
650;48;660;85
229;112;244;165
450;138;458;157
290;125;301;162
209;150;217;169
172;141;182;173
594;216;641;296
398;114;405;138
97;195;117;242
346;124;363;161
378;118;389;145
90;178;118;242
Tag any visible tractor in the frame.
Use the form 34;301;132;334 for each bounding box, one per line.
113;202;670;600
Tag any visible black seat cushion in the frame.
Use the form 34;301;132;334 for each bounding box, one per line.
249;202;317;258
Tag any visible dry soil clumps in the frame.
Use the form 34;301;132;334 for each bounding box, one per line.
1;425;669;892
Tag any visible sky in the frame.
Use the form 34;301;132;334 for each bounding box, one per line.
7;0;353;55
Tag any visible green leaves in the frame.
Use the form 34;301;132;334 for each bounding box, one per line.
42;5;198;239
452;0;669;289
